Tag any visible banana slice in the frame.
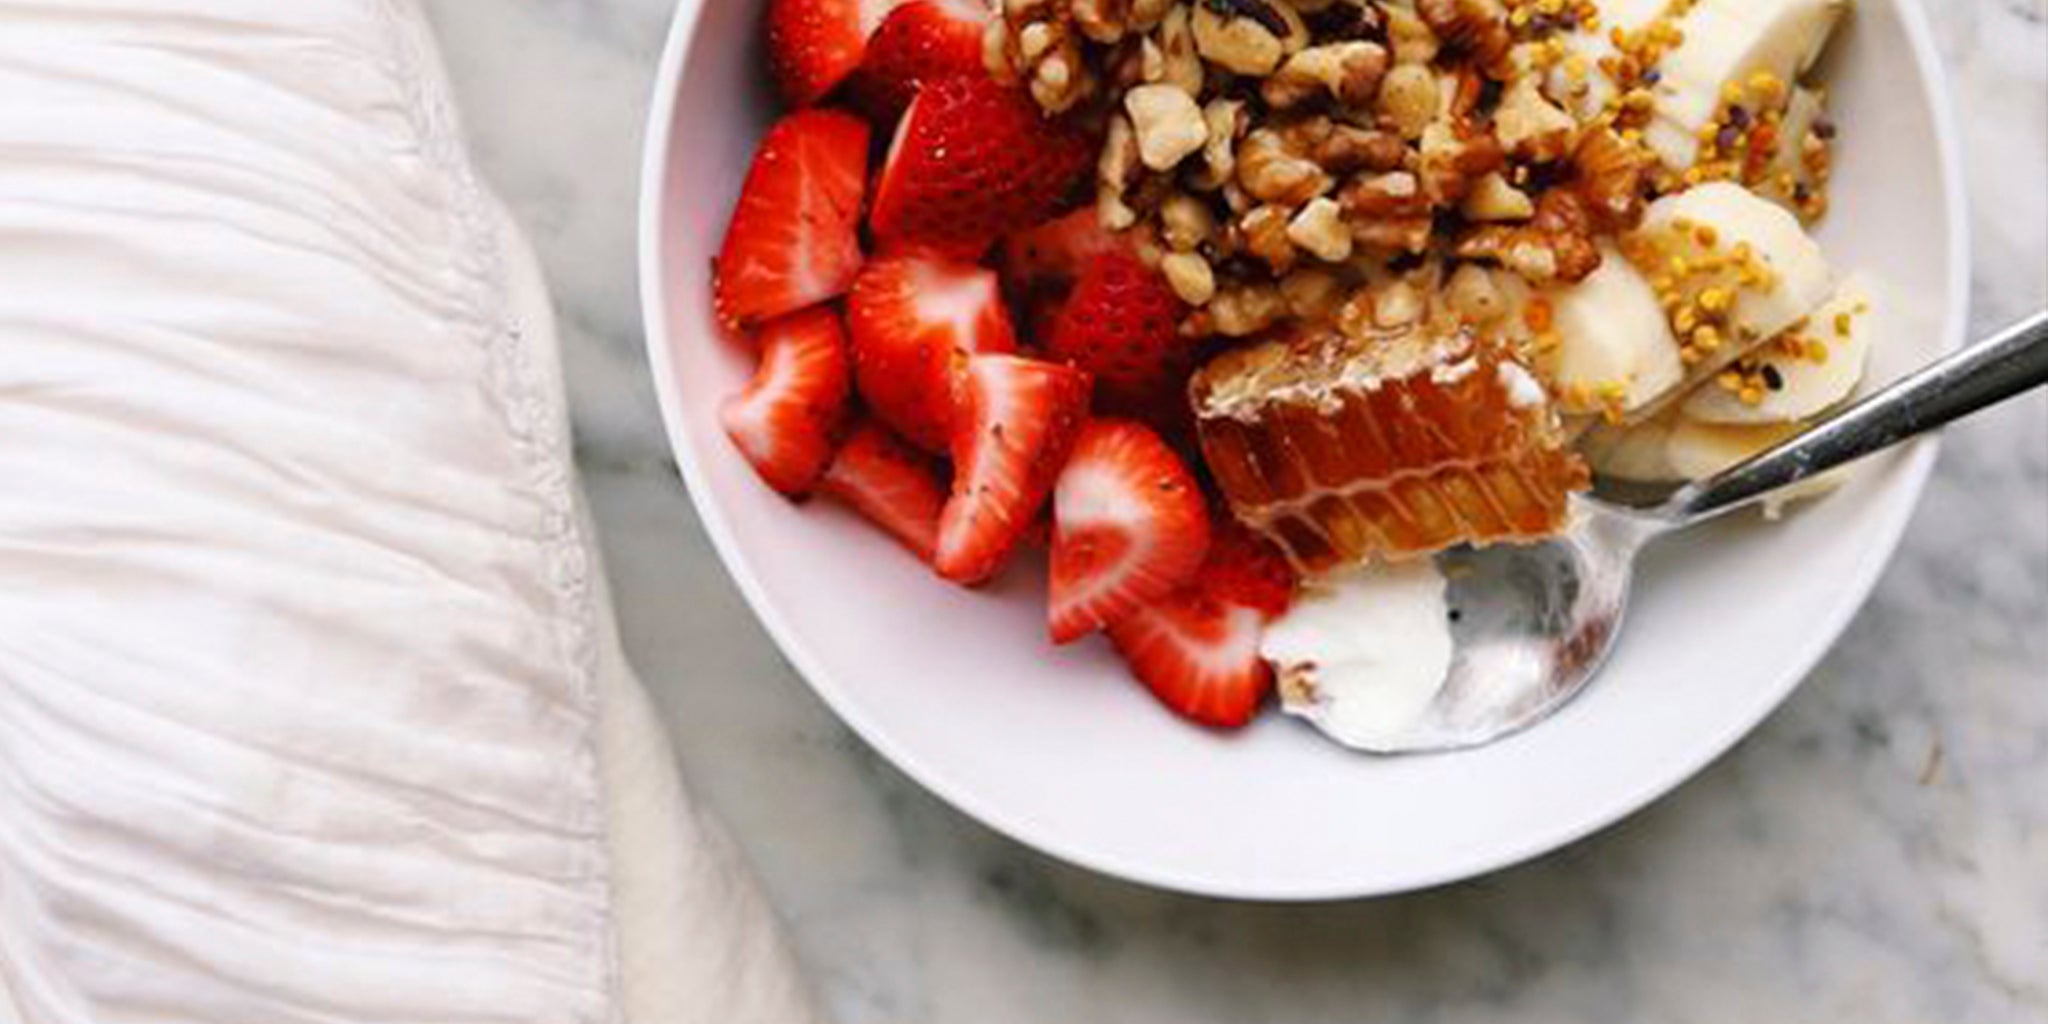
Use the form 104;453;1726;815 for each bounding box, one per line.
1633;182;1834;382
1545;241;1684;415
1579;409;1685;482
1760;86;1828;216
1682;277;1875;424
1665;417;1847;516
1644;0;1847;171
1542;0;1670;121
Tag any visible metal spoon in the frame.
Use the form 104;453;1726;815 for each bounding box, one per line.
1372;310;2048;753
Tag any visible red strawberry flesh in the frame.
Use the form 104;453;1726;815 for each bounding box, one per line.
714;110;871;330
851;0;988;121
934;355;1092;584
1108;591;1273;729
1047;250;1191;423
720;307;852;495
847;253;1018;453
869;76;1094;259
1049;421;1211;643
768;0;909;107
820;418;947;561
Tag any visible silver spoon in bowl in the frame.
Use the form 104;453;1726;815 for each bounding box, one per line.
1368;310;2048;754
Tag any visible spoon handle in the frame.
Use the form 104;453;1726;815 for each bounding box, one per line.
1666;309;2048;524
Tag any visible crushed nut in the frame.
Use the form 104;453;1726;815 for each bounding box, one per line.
1192;1;1287;75
1383;4;1441;66
1315;124;1407;175
1263;41;1388;108
1159;192;1217;250
1189;97;1247;191
1155;5;1204;95
1460;170;1535;221
1206;281;1288;336
1279;267;1345;319
1240;203;1299;272
1236;128;1331;205
1493;76;1578;162
1286;196;1354;262
1126;83;1209;170
1160;250;1218;304
1415;0;1511;70
1377;64;1441;140
1454;187;1601;283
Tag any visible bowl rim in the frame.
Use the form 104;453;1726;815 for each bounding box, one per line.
636;0;1971;901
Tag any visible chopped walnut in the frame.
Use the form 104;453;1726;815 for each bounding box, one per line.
1262;41;1388;109
1154;5;1204;95
1191;0;1306;76
1205;282;1288;336
1376;64;1440;140
1493;76;1578;162
1454;187;1601;283
1189;97;1247;191
1315;124;1406;175
1569;127;1652;233
1236;128;1331;206
1286;196;1353;262
1338;170;1429;219
1126;83;1208;170
1240;203;1299;272
997;0;1095;112
1351;214;1433;253
1160;251;1217;304
1460;171;1535;222
1415;0;1511;71
1279;267;1346;320
1382;4;1440;66
1416;119;1505;205
1159;192;1217;250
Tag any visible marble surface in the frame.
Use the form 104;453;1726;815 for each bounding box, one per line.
420;1;2047;1020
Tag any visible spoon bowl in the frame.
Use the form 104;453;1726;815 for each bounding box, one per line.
1366;310;2048;754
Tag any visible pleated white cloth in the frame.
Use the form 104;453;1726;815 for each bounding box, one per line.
0;2;823;1021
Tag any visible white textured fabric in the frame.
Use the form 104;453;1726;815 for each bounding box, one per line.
0;2;821;1022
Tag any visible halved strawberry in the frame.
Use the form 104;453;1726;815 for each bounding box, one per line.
1048;421;1211;643
847;253;1018;453
1047;251;1190;421
1107;589;1273;729
850;0;988;121
768;0;907;107
869;76;1095;258
934;355;1092;584
1201;518;1297;618
714;110;871;331
721;307;852;495
999;207;1127;298
819;418;946;561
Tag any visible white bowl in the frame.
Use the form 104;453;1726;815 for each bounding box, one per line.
639;0;1967;899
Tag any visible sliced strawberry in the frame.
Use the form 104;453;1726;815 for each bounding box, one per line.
870;76;1094;258
819;418;946;561
1047;251;1191;421
768;0;907;107
1201;518;1297;618
847;253;1018;453
850;0;988;121
999;207;1128;298
714;110;871;331
721;307;852;495
934;355;1092;584
1107;589;1273;729
1048;421;1211;643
